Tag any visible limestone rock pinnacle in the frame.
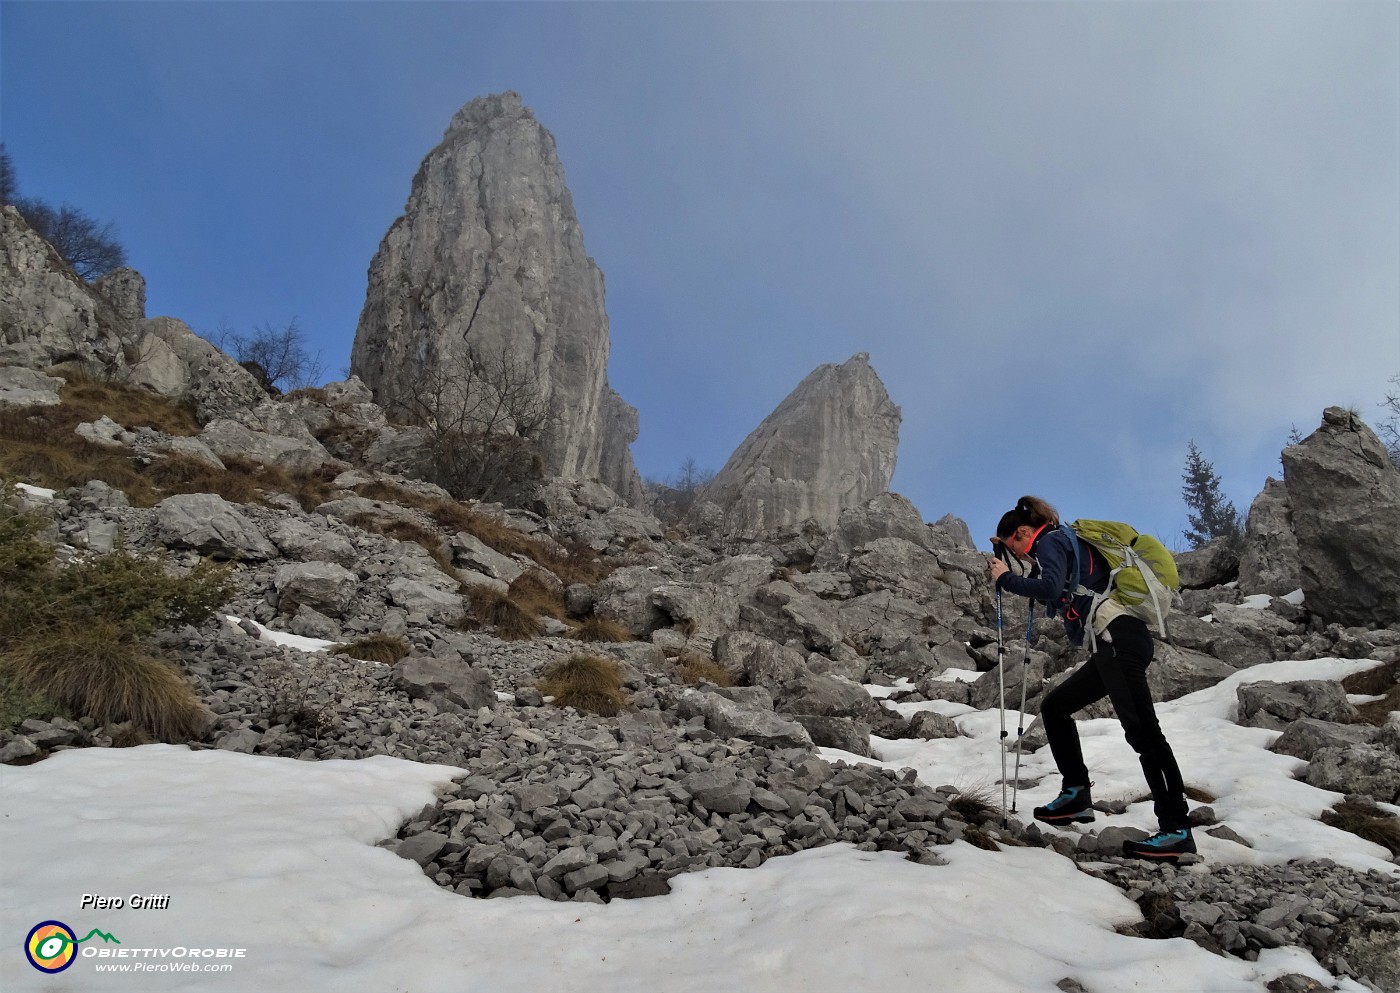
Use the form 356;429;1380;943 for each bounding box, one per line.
693;353;902;534
350;92;642;503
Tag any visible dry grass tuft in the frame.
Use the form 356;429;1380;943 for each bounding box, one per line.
347;513;456;575
568;614;634;643
221;457;338;512
675;652;734;687
947;783;1001;823
0;395;336;510
1321;796;1400;855
465;585;543;641
508;571;567;621
145;453;259;504
1;620;212;742
329;636;412;666
50;374;202;437
1342;660;1399;726
537;654;629;716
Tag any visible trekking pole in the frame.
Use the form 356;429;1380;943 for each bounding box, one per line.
993;543;1009;827
1010;603;1035;815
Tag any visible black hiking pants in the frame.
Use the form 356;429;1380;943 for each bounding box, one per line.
1040;615;1190;831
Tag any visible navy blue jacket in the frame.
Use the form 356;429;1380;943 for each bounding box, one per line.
995;525;1109;645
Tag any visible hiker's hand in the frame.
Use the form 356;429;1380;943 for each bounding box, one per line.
989;556;1008;584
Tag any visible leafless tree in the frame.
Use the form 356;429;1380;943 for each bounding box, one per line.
212;319;325;393
1380;373;1400;470
14;199;127;281
388;346;549;503
0;145;16;205
644;457;716;524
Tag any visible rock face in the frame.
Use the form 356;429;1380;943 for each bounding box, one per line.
94;268;147;322
1;207;265;422
0;205;129;370
1237;477;1300;597
1281;407;1400;627
350;92;642;503
691;353;901;534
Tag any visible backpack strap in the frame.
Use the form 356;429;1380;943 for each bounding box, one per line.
1057;523;1081;603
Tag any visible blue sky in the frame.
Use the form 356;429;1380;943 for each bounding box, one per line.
4;1;1396;549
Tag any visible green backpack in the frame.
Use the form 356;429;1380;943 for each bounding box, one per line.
1066;520;1180;640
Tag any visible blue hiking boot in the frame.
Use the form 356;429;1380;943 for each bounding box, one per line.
1033;783;1094;825
1123;828;1197;862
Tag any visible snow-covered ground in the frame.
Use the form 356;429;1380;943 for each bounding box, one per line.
2;627;1395;991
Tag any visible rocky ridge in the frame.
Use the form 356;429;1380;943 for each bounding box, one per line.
3;375;1399;989
4;85;1400;990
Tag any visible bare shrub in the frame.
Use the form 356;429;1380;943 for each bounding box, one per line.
14;198;126;281
386;346;547;504
210;319;325;393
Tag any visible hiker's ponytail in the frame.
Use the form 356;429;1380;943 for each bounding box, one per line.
1015;496;1059;529
995;495;1060;539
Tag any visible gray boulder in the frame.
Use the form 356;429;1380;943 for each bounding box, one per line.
778;673;881;721
592;565;671;636
907;710;962;739
713;631;806;690
94;268;147;322
1269;718;1380;761
1281;407;1400;626
969;652;1051;711
201;418;335;473
392;656;495;713
266;519;359;567
676;690;812;749
0;205;129;371
1176;539;1239;589
451;532;525;584
154;493;278;560
748;581;845;653
0;365;63;407
812;493;937;566
1146;644;1239;701
682;768;754;815
793;715;871;756
650;581;740;649
690;353;901;535
273;562;359;618
1236;679;1360;730
838;591;937;656
132;317;268;422
846;537;948;600
386;578;463;622
1304;746;1400;804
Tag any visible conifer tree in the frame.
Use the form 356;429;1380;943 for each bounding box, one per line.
1181;441;1241;549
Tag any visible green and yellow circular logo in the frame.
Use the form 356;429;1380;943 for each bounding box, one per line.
25;920;78;973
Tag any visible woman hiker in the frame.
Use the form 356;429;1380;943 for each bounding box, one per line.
988;496;1195;860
